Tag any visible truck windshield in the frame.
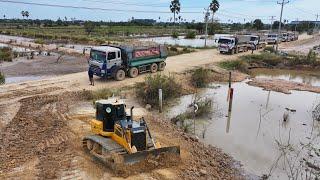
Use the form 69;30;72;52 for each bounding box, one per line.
218;39;232;44
90;50;106;63
268;35;277;38
250;37;258;41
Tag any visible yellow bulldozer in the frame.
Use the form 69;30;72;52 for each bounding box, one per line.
83;98;180;168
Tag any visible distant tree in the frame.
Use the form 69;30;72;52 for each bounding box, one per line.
25;11;29;19
57;18;63;26
244;22;252;29
272;21;284;30
84;21;96;35
209;0;220;24
170;0;180;25
253;19;264;30
21;11;25;19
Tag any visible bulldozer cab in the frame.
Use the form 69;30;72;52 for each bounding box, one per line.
95;99;127;132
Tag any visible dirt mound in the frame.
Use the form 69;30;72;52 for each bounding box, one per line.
248;78;320;94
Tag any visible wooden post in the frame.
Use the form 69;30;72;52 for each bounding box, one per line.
228;88;234;113
159;89;163;113
227;71;232;102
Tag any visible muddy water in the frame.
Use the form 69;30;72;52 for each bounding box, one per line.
168;72;320;179
251;68;320;86
139;36;216;47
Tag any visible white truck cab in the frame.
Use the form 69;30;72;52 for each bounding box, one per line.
89;46;122;77
266;34;279;44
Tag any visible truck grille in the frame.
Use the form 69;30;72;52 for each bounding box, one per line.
131;132;146;151
90;65;101;74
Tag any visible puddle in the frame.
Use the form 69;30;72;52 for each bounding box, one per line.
251;68;320;87
5;76;50;84
139;36;216;47
168;73;320;179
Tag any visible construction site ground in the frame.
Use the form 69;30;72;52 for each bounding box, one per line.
0;34;317;179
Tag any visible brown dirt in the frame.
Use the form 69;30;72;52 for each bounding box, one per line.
247;78;320;94
0;54;88;77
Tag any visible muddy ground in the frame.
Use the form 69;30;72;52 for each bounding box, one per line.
0;54;88;77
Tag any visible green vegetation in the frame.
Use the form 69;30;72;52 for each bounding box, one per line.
219;60;249;72
264;46;276;53
83;88;120;104
167;45;195;56
34;38;45;44
171;96;213;133
135;74;182;106
0;72;5;84
191;68;212;88
185;31;196;39
171;31;179;39
0;47;13;62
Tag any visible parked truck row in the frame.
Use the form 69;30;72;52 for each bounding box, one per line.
218;34;267;55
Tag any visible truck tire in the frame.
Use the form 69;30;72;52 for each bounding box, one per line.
129;67;139;78
150;63;158;73
115;69;126;81
158;62;166;71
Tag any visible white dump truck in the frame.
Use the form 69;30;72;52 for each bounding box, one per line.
248;35;267;49
218;35;251;54
266;34;280;44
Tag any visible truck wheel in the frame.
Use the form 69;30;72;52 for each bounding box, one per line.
129;67;139;78
150;63;158;73
158;62;166;71
115;69;126;81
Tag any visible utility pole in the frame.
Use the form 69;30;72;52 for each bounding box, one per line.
276;0;289;53
315;14;319;34
204;8;210;47
295;18;298;32
270;16;276;32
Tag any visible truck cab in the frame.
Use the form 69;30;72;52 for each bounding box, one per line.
266;34;279;44
249;35;260;46
89;46;122;78
218;37;236;54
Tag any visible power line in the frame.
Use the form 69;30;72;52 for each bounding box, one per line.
0;0;201;14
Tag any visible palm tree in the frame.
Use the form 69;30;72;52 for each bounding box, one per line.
21;11;25;19
25;11;29;19
170;0;180;25
209;0;220;24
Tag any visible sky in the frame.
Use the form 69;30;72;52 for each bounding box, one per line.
0;0;319;23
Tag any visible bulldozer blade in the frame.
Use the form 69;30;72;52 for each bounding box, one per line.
122;146;180;165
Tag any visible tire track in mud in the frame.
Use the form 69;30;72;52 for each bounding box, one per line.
0;93;87;179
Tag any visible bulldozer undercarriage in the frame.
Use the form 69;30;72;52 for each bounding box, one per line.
82;135;180;170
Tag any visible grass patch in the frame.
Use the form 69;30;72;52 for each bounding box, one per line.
171;31;179;39
0;72;5;84
82;88;120;104
34;38;45;44
185;31;196;39
190;68;212;88
240;52;283;66
0;47;13;62
135;74;182;107
171;96;213;133
219;60;249;72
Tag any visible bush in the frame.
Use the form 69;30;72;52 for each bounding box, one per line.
219;60;249;72
0;72;5;84
170;46;178;52
171;31;179;39
83;88;119;103
135;74;182;106
94;38;106;45
264;46;275;53
34;39;45;44
191;68;212;88
306;49;317;64
185;31;196;39
0;47;13;62
241;52;282;66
